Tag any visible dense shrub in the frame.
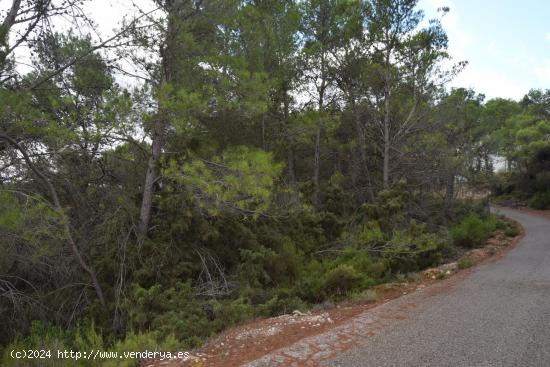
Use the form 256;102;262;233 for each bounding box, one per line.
504;225;520;237
335;249;387;280
528;191;550;209
322;264;360;297
125;282;213;348
210;298;254;327
1;181;490;358
293;260;327;303
258;288;307;316
450;214;497;248
0;322;179;367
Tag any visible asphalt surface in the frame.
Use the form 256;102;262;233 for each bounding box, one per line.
323;207;550;367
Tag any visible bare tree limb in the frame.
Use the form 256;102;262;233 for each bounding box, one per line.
28;6;161;90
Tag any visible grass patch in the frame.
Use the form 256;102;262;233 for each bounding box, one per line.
352;289;378;303
457;258;474;269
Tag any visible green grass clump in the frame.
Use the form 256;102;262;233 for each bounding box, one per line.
504;225;520;237
457;258;474;269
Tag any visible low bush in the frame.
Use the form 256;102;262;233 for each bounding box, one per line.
322;264;359;297
450;214;497;248
0;322;179;367
125;282;213;348
528;191;550;210
210;297;254;328
457;257;474;269
504;226;519;237
258;288;307;316
293;259;327;303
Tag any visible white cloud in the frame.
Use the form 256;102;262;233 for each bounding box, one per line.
450;67;528;100
487;42;498;56
535;59;550;81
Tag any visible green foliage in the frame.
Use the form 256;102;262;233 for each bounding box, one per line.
335;248;387;280
293;259;327;303
0;321;180;367
363;181;409;231
504;225;520;237
237;246;278;288
3;0;534;358
167;146;283;218
1;321;101;367
125;282;212;348
259;288;307;316
528;191;550;210
457;258;474;269
210;298;254;327
487;90;550;204
0;191;23;230
384;228;448;273
322;264;360;297
103;332;180;367
450;214;497;248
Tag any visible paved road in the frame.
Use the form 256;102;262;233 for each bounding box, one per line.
323;207;550;367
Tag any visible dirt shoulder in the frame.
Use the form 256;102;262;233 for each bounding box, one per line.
142;216;524;367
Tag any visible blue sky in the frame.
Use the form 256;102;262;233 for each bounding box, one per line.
419;0;550;100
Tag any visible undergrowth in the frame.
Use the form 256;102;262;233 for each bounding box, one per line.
1;187;504;365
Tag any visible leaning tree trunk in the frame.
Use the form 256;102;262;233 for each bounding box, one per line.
0;133;106;305
137;5;178;238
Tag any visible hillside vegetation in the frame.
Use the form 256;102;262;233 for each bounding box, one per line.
0;0;547;365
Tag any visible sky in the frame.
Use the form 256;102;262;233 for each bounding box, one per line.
2;0;549;101
82;0;550;101
419;0;550;100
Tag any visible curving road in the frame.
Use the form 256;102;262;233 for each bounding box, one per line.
322;207;550;367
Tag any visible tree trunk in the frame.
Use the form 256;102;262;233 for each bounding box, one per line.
138;117;164;236
383;114;391;189
352;101;375;202
137;6;178;237
312;125;321;210
261;113;266;151
383;52;391;189
283;96;296;185
0;133;105;305
445;170;455;217
287;143;296;184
